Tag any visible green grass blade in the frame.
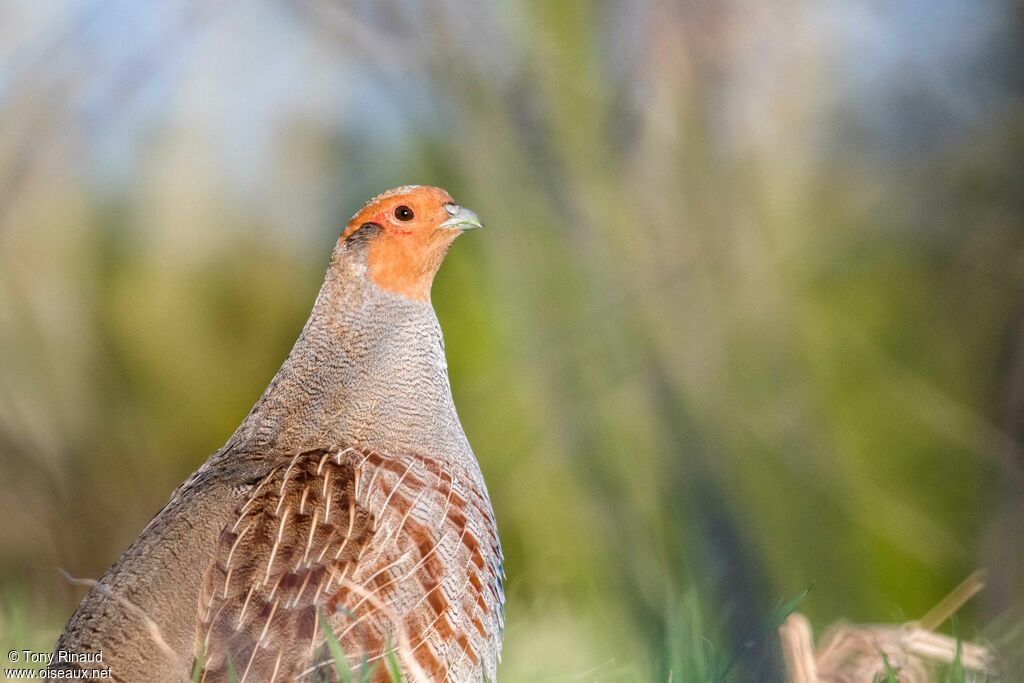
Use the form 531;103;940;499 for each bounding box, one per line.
319;609;356;683
948;626;965;683
191;643;204;683
718;584;812;680
872;651;900;683
383;635;404;682
359;660;379;683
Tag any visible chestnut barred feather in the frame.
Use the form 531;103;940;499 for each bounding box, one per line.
196;446;503;682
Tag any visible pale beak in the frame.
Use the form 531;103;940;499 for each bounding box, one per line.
439;205;484;231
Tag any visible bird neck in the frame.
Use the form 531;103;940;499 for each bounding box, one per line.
226;237;471;464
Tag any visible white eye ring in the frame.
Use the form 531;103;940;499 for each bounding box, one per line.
444;203;460;216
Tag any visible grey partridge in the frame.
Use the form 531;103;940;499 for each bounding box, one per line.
50;186;504;682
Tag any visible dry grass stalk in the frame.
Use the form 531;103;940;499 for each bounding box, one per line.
780;571;992;682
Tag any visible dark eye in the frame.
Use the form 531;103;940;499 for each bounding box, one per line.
394;205;414;221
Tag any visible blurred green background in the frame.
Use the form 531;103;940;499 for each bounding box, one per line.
1;1;1023;680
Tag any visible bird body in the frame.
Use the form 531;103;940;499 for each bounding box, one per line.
51;186;503;682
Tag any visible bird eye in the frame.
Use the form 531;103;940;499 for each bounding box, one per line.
394;205;414;221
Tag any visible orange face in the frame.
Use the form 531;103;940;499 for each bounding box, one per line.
342;185;483;302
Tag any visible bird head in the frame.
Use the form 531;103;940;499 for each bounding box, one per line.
341;185;483;302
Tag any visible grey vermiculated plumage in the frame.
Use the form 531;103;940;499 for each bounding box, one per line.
51;187;504;682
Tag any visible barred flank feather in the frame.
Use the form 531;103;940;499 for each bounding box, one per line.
197;447;503;683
